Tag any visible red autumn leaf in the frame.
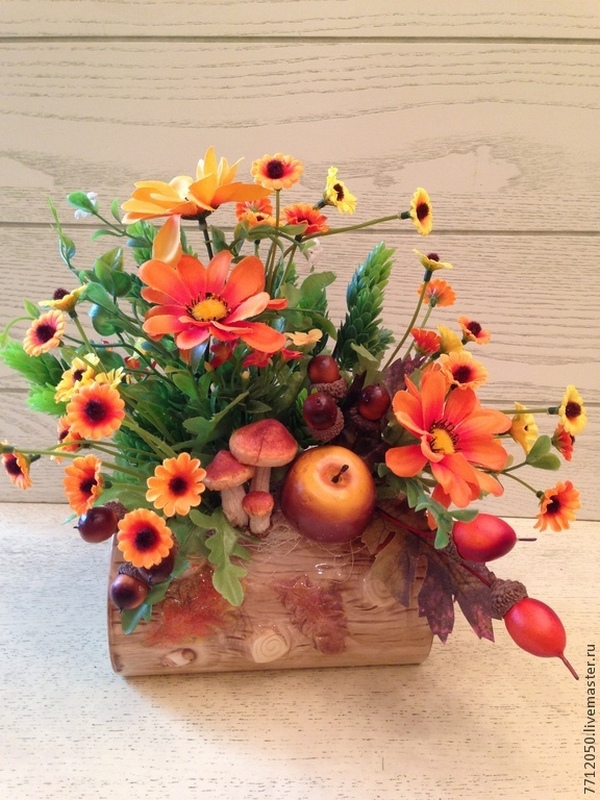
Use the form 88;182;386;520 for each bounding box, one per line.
275;575;348;655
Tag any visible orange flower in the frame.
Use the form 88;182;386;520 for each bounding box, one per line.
65;382;125;440
63;454;103;515
558;385;587;436
251;153;304;190
282;203;329;235
50;416;84;463
2;445;32;490
552;423;575;461
409;188;433;235
437;350;488;390
140;217;287;353
235;198;273;221
534;481;581;532
117;508;174;569
420;279;456;307
411;327;441;355
385;370;511;508
121;146;271;223
458;315;491;344
22;310;66;356
146;452;207;517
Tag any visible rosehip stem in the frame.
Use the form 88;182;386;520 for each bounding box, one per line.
560;654;580;680
331;464;349;483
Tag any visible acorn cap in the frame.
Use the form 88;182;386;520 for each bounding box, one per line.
490;578;528;619
229;419;298;468
203;449;255;491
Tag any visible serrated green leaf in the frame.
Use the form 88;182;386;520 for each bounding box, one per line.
0;341;63;385
205;510;248;606
27;385;67;416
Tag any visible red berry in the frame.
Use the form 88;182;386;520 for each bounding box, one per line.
109;573;149;611
77;506;119;543
504;597;578;678
356;384;391;421
452;514;517;562
307;355;340;384
303;392;339;430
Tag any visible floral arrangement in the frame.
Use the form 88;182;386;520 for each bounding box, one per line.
0;147;587;677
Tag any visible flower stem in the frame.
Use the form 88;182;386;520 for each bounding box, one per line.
382;269;433;370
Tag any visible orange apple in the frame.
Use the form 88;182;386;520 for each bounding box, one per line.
280;445;377;543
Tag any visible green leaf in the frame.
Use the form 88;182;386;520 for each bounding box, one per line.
297;271;336;308
451;508;480;522
110;198;122;222
204;510;249;606
0;341;63;385
171;371;199;399
529;453;561;470
89;303;121;335
525;435;552;464
27;385;67;416
67;191;97;213
82;281;118;312
183;391;249;447
23;299;41;319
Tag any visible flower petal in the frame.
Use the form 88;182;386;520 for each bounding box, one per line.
221;255;266;308
139;260;191;305
385;445;428;477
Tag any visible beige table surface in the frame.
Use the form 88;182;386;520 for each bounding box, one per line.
1;502;597;800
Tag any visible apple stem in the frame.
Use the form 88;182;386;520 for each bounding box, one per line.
560;653;580;680
331;464;349;484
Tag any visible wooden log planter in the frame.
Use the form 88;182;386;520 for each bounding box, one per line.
107;511;433;676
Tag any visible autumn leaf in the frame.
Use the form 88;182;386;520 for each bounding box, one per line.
275;575;348;655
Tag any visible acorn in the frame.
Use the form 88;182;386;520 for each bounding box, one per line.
77;505;119;543
137;543;177;585
109;564;149;611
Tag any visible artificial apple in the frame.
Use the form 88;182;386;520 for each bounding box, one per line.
280;445;376;544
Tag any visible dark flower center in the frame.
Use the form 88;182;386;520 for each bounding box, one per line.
53;288;69;300
4;455;22;476
333;182;345;201
416;202;430;221
80;477;97;495
58;429;69;443
453;366;474;384
134;527;159;551
35;323;56;343
467;321;482;336
169;476;188;496
546;498;561;515
266;159;285;179
427;253;440;261
73;369;84;381
83;399;107;423
565;401;581;420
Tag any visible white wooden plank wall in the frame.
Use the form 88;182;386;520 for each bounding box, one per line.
0;1;598;520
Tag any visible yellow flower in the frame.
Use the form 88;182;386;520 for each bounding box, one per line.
558;385;587;435
39;286;85;313
286;329;323;347
121;146;271;223
437;325;463;354
323;167;357;214
410;188;433;235
54;354;100;402
94;367;125;388
414;250;452;271
509;402;539;454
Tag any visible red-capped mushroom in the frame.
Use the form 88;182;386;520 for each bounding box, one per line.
242;491;275;536
203;450;255;528
229;419;298;493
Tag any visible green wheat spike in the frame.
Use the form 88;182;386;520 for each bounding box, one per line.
333;243;395;370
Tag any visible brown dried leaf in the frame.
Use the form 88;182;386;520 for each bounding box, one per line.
275;575;348;655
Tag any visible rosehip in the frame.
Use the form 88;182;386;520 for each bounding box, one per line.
356;384;391;421
307;354;340;384
504;597;578;678
77;506;119;543
109;572;149;611
303;392;339;430
452;514;517;562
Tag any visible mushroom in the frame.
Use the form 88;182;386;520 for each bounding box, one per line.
242;491;275;536
229;419;298;493
203;450;255;528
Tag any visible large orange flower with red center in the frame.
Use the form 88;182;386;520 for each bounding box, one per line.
140;222;286;353
385;370;511;508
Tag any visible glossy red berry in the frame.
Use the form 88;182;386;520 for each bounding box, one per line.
109;573;149;611
356;384;391;421
452;514;517;562
307;354;340;384
77;506;119;543
504;597;578;678
303;392;339;430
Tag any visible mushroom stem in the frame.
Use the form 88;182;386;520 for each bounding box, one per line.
221;485;249;528
251;466;272;493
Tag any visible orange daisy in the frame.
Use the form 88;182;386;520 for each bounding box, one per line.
235;197;273;221
411;327;441;355
552;423;575;462
437;350;488;390
282;203;329;235
146;452;207;517
509;402;539;454
140;216;287;353
65;382;125;440
117;508;174;569
409;188;433;235
558;385;587;436
251;153;304;190
534;481;581;532
420;279;456;308
50;416;84;463
63;454;103;515
121;146;271;223
2;444;32;490
385;370;510;508
458;315;491;345
22;310;66;356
